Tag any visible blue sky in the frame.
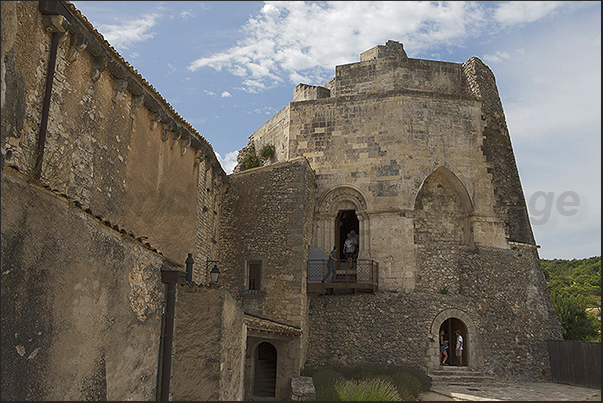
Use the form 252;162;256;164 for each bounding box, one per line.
71;1;601;260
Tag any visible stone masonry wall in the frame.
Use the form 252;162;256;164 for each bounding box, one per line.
218;157;316;330
171;286;245;401
307;245;562;382
1;169;171;401
1;1;226;266
462;57;535;245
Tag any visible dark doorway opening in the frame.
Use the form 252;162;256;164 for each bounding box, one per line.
439;318;467;366
336;210;359;260
254;342;277;397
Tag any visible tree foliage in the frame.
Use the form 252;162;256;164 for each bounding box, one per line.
541;256;601;342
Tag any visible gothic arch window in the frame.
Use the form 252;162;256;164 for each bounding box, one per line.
413;167;473;246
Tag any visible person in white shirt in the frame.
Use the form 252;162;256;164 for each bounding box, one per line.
455;329;464;365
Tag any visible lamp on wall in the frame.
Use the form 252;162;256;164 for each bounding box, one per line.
206;258;220;284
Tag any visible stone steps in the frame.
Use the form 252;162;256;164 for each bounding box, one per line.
429;366;503;387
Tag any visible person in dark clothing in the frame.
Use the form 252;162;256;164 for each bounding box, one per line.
322;246;338;283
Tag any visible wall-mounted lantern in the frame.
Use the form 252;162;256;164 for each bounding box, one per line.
206;258;220;284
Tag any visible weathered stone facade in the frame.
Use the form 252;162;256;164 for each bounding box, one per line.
2;2;562;401
1;2;232;401
239;39;562;382
1;170;169;400
218;157;316;399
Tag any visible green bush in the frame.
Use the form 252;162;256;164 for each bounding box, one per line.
311;369;345;401
259;144;275;160
391;372;422;398
307;364;431;401
552;292;600;342
240;154;260;170
336;378;400;401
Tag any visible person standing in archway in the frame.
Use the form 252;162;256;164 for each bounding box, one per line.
344;233;355;270
350;229;359;259
440;329;449;365
454;329;464;365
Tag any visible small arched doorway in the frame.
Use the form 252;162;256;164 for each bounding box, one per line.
254;342;277;397
439;318;468;366
337;210;359;260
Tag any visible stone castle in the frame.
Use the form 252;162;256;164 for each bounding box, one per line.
1;1;562;401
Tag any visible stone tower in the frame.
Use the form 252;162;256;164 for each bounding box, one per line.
230;40;562;383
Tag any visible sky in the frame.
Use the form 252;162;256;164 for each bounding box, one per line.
70;1;601;260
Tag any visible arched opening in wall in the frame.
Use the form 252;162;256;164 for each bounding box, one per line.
439;318;468;366
413;167;473;246
253;342;277;397
336;210;359;261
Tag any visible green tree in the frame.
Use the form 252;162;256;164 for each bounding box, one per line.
551;292;600;342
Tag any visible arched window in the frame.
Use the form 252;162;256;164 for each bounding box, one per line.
413;167;473;245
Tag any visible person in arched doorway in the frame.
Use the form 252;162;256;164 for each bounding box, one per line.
439;329;449;365
350;230;359;259
322;246;338;283
344;232;356;270
454;329;464;365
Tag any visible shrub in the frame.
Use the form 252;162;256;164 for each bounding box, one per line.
391;372;422;398
240;154;260;170
336;378;400;401
259;144;275;160
311;369;345;401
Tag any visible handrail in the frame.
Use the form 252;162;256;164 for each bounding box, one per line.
307;259;378;286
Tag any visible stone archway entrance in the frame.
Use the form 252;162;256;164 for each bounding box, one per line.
439;318;468;366
254;342;277;398
430;309;476;370
315;185;369;259
337;209;359;260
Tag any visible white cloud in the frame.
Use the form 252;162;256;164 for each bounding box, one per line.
203;90;216;96
493;1;566;25
216;150;239;174
96;12;161;50
481;50;510;64
166;62;177;75
180;10;195;20
187;1;490;91
221;91;232;98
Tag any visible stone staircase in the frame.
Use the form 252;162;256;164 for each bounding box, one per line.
428;365;504;387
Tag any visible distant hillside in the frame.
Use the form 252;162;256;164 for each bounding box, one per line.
541;256;601;342
541;256;601;306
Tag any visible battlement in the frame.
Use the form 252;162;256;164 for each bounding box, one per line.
360;40;408;62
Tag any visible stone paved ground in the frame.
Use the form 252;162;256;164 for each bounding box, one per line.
418;382;601;401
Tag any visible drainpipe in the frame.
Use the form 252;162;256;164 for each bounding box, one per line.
35;1;71;180
159;269;187;401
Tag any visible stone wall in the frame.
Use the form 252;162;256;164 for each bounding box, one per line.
219;157;315;329
219;157;316;397
462;57;535;245
306;245;562;382
1;1;226;267
171;286;245;401
1;170;170;401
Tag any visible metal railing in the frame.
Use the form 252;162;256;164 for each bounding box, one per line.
307;259;378;292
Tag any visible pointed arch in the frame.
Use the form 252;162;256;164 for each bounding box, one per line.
413;166;473;245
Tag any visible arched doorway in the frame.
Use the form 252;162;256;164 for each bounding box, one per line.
337;210;359;260
254;342;277;397
431;309;476;370
439;318;468;366
316;185;369;259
